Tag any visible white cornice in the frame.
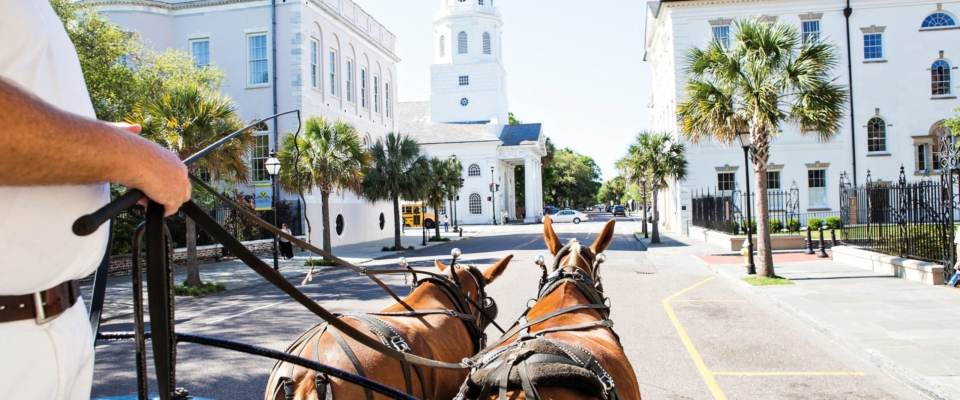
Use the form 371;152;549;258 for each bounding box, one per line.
306;0;400;63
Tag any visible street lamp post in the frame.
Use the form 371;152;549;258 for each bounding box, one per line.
265;150;282;271
451;155;460;230
641;176;648;239
490;166;497;225
737;131;757;275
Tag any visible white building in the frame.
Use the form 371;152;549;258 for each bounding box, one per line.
397;0;547;225
645;0;959;232
96;0;401;246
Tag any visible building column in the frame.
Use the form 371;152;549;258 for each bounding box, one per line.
524;157;538;223
534;159;544;221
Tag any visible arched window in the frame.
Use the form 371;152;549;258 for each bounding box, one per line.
867;117;887;153
482;32;491;54
932;60;952;96
479;0;484;5
922;12;956;28
469;193;482;214
468;164;481;176
458;32;468;54
439;35;445;57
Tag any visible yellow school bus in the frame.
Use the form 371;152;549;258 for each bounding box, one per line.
401;203;437;228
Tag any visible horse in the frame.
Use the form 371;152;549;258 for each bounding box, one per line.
454;217;641;400
265;253;514;400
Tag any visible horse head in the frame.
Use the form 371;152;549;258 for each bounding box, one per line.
434;253;512;335
541;216;615;294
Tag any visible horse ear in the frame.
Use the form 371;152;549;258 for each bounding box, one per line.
482;254;513;284
590;219;616;255
543;216;563;255
434;259;448;272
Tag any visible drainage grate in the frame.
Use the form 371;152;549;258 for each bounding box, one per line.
634;271;656;275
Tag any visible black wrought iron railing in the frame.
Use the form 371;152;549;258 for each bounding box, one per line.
690;183;802;235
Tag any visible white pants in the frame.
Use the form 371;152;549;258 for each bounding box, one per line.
0;300;94;400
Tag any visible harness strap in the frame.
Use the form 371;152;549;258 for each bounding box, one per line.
369;309;477;321
484;304;609;351
523;320;614;339
327;328;375;400
518;359;541;400
547;340;622;400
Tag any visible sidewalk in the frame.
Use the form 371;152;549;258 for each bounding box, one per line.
80;227;476;322
654;232;960;400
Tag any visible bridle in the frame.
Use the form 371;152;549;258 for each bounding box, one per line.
365;251;501;353
538;239;608;301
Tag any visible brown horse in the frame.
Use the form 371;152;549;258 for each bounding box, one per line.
455;218;641;400
265;254;514;400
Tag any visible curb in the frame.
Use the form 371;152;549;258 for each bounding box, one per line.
705;263;957;400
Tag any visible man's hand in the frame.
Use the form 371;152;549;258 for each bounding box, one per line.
107;123;191;217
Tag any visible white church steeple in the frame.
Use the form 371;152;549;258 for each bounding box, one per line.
430;0;508;125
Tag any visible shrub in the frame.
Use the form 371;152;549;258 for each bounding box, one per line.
743;220;757;234
825;216;842;230
429;236;451;242
769;220;784;232
304;258;337;267
381;245;410;252
174;280;226;296
407;246;415;251
807;217;823;229
787;218;801;233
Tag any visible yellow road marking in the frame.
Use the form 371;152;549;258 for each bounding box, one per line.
674;300;748;303
663;277;728;400
513;236;542;251
713;372;865;377
663;278;864;400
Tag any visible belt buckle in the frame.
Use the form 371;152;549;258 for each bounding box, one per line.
34;292;62;325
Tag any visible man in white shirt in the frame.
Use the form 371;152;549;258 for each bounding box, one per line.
0;1;192;399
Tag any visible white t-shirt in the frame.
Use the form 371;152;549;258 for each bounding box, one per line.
0;0;109;295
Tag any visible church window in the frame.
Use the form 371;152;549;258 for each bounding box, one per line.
439;35;445;57
863;33;883;60
922;12;956;28
483;32;491;54
328;49;338;96
932;60;952;96
345;58;354;103
479;0;484;5
458;32;468;54
867;117;886;152
468;164;481;177
385;81;392;118
469;193;482;214
712;25;730;49
309;39;319;89
360;68;368;109
801;20;820;43
374;75;380;114
459;75;469;86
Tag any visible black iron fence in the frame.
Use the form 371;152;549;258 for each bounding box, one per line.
690;183;801;235
838;168;955;269
111;195;304;256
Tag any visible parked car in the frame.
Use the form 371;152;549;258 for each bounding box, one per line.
551;209;589;224
612;205;626;217
576;206;585;211
605;205;614;213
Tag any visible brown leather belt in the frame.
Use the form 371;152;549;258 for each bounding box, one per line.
0;281;80;324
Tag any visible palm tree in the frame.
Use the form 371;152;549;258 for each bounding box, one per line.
127;83;254;287
362;133;429;249
276;116;368;258
676;18;847;277
424;157;460;238
618;132;688;244
444;157;463;230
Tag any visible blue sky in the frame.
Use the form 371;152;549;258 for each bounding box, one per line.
358;0;652;181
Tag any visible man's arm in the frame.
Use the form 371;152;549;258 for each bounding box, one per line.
0;78;191;216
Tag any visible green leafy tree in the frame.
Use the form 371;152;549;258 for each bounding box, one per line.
508;112;523;125
444;158;463;229
362;133;429;248
127;84;255;287
618;132;688;244
676;18;847;277
544;149;602;208
277;116;368;258
51;0;225;121
424;157;457;238
597;176;626;204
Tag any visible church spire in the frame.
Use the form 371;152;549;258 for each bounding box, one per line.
430;0;508;125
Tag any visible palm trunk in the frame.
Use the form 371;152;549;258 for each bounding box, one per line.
651;184;661;244
393;195;402;248
185;216;202;287
753;135;776;278
434;202;441;238
321;190;332;260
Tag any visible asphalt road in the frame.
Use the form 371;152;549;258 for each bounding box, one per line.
91;213;924;399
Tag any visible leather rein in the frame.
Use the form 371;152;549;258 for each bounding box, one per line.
191;175;494;370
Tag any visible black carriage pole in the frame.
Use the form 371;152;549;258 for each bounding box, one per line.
145;201;177;400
